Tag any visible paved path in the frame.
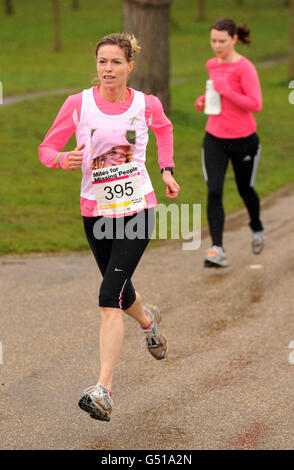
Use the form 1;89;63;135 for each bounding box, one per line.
1;185;294;450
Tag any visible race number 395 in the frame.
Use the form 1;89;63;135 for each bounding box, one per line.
104;181;134;200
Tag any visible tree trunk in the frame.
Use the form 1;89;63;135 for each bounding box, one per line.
290;0;294;79
123;0;172;114
71;0;79;9
195;0;205;21
5;0;14;15
52;0;61;51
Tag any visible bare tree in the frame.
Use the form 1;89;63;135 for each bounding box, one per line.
196;0;205;21
290;0;294;78
4;0;14;15
123;0;172;113
52;0;61;51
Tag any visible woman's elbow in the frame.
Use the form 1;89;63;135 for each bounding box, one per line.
38;144;50;167
251;99;262;114
255;101;262;113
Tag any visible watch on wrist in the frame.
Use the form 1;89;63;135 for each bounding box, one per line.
161;167;174;175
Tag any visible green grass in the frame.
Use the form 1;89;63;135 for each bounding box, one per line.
0;0;293;254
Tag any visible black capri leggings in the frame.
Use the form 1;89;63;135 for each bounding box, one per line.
202;132;263;247
83;208;155;310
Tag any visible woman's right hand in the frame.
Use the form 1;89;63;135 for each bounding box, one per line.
67;144;85;170
195;96;205;112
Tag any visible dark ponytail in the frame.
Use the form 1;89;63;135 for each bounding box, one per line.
236;24;251;45
210;18;251;45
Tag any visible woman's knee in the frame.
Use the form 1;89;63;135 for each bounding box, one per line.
208;187;223;202
238;186;256;202
100;306;120;319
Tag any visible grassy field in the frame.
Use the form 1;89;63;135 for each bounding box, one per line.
0;0;293;254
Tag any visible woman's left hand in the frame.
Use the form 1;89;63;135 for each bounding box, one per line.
162;171;180;199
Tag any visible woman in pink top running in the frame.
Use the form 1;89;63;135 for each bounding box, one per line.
195;18;264;268
39;32;180;422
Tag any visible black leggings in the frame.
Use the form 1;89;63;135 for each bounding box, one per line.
202;132;263;247
83;208;155;310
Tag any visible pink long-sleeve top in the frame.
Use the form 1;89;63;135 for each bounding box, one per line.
39;86;174;217
195;56;262;138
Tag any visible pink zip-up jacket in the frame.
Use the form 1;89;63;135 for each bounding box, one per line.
195;56;262;138
39;86;174;217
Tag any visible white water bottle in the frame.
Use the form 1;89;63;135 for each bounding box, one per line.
204;80;221;115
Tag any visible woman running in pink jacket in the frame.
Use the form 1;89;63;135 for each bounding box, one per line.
195;18;264;268
39;33;180;422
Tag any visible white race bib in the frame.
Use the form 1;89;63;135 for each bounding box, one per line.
92;161;146;216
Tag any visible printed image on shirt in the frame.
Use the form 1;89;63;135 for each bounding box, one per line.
89;128;135;170
91;145;134;170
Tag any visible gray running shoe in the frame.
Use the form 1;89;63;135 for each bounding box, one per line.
204;246;229;268
138;305;168;360
252;230;264;254
78;383;113;421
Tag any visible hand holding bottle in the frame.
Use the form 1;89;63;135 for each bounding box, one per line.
195;96;205;112
204;80;221;115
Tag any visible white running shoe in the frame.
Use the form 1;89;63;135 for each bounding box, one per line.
138;305;168;360
78;383;113;421
204;246;229;268
252;230;264;254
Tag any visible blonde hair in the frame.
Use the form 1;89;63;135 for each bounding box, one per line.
95;32;141;62
93;145;133;169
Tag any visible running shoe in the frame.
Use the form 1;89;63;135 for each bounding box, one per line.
78;383;113;421
252;230;264;254
204;246;229;268
138;305;168;360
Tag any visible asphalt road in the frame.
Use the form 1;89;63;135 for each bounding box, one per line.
1;185;294;450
